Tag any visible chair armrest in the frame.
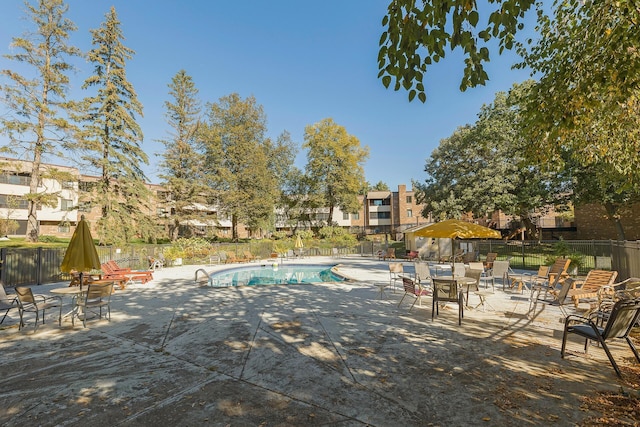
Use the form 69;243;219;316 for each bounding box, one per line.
564;314;590;325
36;294;61;304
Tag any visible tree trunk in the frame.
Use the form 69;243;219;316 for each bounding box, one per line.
25;161;40;242
603;202;626;241
232;214;238;241
170;218;180;241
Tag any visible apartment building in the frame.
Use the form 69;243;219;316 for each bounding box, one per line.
0;157;80;237
0;157;581;241
360;184;432;239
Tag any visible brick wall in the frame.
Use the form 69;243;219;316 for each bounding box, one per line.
575;203;640;240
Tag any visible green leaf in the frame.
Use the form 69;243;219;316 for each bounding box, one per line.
469;11;479;27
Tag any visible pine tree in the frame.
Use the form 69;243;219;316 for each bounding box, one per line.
77;6;150;244
158;70;206;241
1;0;81;242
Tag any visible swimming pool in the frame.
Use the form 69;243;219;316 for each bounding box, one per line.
206;264;346;287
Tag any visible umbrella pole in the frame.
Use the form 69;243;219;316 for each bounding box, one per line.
79;271;83;291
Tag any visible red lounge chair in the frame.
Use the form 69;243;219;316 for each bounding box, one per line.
101;263;153;284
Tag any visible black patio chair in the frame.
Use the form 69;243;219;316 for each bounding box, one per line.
560;298;640;377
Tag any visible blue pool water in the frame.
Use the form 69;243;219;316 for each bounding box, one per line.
208;264;346;287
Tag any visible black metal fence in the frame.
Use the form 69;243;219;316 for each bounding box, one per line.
1;240;639;287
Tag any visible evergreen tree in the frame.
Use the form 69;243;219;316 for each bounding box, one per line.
303;118;369;224
158;70;205;241
202;94;279;240
0;0;81;242
77;6;150;244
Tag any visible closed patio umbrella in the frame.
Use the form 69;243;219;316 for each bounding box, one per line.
294;234;304;258
60;215;101;288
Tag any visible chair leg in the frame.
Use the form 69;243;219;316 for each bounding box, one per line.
0;308;9;325
560;325;569;358
18;309;24;330
397;294;407;308
625;337;640;363
597;337;622;378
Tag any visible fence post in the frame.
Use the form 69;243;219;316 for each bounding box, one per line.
0;248;5;285
36;246;43;285
521;241;525;269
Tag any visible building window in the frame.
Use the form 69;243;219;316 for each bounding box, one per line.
60;199;74;211
62;181;75;189
352;212;359;220
407;209;413;218
78;201;92;212
157;191;172;201
369;199;390;206
406;195;412;204
369;212;391;219
79;181;96;192
58;224;70;233
343;212;349;220
0;195;29;209
0;173;31;186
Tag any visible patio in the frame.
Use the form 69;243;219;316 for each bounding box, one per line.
0;257;636;426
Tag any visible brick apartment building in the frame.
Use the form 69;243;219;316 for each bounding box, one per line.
4;157;629;241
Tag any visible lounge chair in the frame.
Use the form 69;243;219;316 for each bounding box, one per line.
561;298;640;378
222;251;239;263
568;269;618;309
243;251;256;262
531;258;571;299
381;248;396;260
407;250;419;261
107;260;153;275
101;263;152;284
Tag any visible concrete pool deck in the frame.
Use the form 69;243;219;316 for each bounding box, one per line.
0;256;635;426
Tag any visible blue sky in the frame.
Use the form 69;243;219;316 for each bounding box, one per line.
0;0;537;189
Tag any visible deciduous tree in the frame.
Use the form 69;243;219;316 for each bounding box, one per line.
0;0;81;242
303;118;369;225
517;0;640;239
415;82;566;237
378;0;537;102
202;94;280;240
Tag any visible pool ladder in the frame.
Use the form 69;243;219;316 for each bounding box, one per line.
194;268;233;287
